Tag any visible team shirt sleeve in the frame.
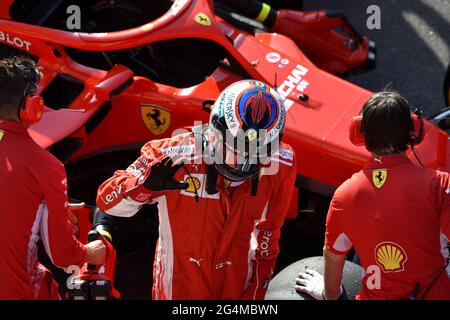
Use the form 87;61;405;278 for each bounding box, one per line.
325;191;353;256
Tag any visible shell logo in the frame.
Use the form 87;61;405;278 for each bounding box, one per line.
374;242;408;273
185;177;201;193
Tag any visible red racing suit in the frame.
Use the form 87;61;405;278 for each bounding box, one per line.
97;130;296;299
325;154;450;300
0;120;87;300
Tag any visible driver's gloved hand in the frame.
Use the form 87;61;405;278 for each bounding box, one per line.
143;156;189;191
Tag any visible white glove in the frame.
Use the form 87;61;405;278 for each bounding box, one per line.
295;269;327;300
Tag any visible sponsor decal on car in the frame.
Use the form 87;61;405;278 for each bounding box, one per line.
0;31;31;51
266;52;281;64
141;104;171;136
277;64;310;110
194;12;211;26
280;58;290;66
266;52;291;69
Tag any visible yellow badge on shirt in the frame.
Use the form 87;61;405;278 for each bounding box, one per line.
372;169;387;189
375;241;407;273
0;130;4;141
185;176;201;193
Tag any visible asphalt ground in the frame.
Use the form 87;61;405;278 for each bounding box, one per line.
304;0;450;116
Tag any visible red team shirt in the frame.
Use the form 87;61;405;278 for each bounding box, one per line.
0;120;86;299
325;154;450;300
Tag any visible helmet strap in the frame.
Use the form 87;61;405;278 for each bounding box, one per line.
251;176;259;196
205;164;218;195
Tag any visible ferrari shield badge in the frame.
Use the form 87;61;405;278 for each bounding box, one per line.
372;169;387;189
141;104;171;136
194;13;211;26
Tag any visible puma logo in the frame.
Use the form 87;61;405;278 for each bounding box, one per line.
189;257;202;267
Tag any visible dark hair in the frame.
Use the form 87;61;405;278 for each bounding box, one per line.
0;56;42;114
361;91;413;156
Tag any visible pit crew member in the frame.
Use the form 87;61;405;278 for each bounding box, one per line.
0;56;106;300
295;91;450;300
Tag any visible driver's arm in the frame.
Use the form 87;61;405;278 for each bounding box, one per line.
96;141;165;218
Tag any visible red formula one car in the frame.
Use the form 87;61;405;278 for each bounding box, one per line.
1;0;449;299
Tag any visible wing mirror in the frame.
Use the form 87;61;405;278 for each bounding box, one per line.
94;65;134;101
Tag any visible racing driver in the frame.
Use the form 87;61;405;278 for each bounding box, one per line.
97;80;297;299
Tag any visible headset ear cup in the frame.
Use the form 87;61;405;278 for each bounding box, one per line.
409;114;425;146
349;116;365;146
19;95;44;125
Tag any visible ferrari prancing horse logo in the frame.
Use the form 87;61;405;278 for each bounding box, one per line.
194;12;211;26
141;105;171;136
372;169;387;189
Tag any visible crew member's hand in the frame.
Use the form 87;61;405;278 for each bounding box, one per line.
84;240;107;265
143;156;189;191
295;269;327;300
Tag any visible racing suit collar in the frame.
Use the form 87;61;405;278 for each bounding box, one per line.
364;153;411;169
0;119;30;138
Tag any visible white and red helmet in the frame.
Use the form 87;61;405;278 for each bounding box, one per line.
208;80;286;182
